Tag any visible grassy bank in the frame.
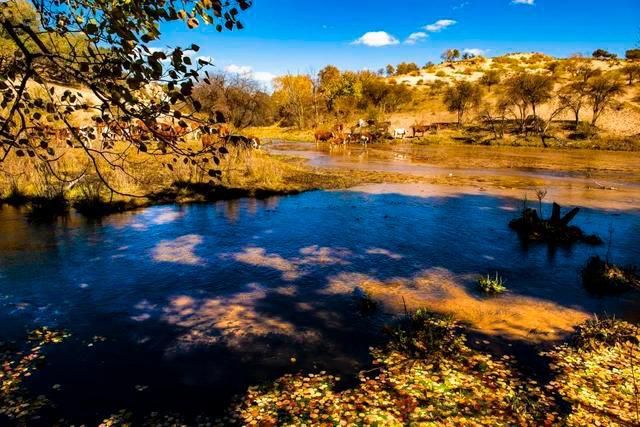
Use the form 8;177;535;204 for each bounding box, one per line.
0;144;427;219
244;126;315;143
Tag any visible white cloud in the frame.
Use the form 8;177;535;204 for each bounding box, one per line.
352;31;400;47
405;32;428;45
224;64;277;86
253;71;277;83
424;19;457;32
225;64;253;74
512;0;535;4
463;48;487;56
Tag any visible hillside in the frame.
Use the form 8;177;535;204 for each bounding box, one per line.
386;53;640;137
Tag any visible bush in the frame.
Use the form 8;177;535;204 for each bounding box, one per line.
570;122;597;140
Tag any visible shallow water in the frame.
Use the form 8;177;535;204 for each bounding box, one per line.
1;169;639;422
268;140;640;188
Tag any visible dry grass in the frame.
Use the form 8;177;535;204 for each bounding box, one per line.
243;125;315;142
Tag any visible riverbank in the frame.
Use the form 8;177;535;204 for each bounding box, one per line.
0;149;426;219
3;140;640;220
246;125;640;152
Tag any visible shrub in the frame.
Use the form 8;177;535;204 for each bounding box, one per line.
571;121;597;140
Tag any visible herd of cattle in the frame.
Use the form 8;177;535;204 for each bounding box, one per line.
314;119;457;145
26;120;261;152
29;117;461;152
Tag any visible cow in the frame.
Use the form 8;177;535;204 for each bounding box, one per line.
359;133;372;145
201;133;220;150
411;124;432;138
248;136;261;149
314;129;334;144
226;134;257;149
393;128;407;139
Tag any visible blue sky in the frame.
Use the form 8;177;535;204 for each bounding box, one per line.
156;0;639;83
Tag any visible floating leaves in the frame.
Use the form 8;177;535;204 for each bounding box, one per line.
1;327;70;421
231;316;639;426
230;313;556;426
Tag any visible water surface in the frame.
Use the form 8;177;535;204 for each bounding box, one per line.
0;181;639;423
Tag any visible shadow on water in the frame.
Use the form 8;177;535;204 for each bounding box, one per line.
0;186;638;423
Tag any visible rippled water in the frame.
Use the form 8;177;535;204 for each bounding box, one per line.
0;183;638;423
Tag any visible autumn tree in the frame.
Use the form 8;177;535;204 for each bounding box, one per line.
621;64;640;85
0;0;252;194
385;64;395;76
360;75;411;114
559;81;590;129
318;66;361;115
443;81;483;126
272;74;314;129
441;49;461;63
592;49;617;60
479;70;501;92
395;62;420;75
504;73;554;123
587;74;625;126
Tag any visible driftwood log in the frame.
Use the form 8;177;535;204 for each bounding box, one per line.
509;202;602;245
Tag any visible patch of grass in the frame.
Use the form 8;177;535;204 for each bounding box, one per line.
582;256;639;294
387;309;466;361
243;125;315;142
478;273;507;294
570;316;639;350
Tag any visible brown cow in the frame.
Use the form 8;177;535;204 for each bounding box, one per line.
411;124;432;137
314;129;334;143
201;133;221;150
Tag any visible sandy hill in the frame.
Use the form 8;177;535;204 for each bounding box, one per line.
386;53;640;136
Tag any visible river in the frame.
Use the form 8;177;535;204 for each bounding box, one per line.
1;142;638;423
